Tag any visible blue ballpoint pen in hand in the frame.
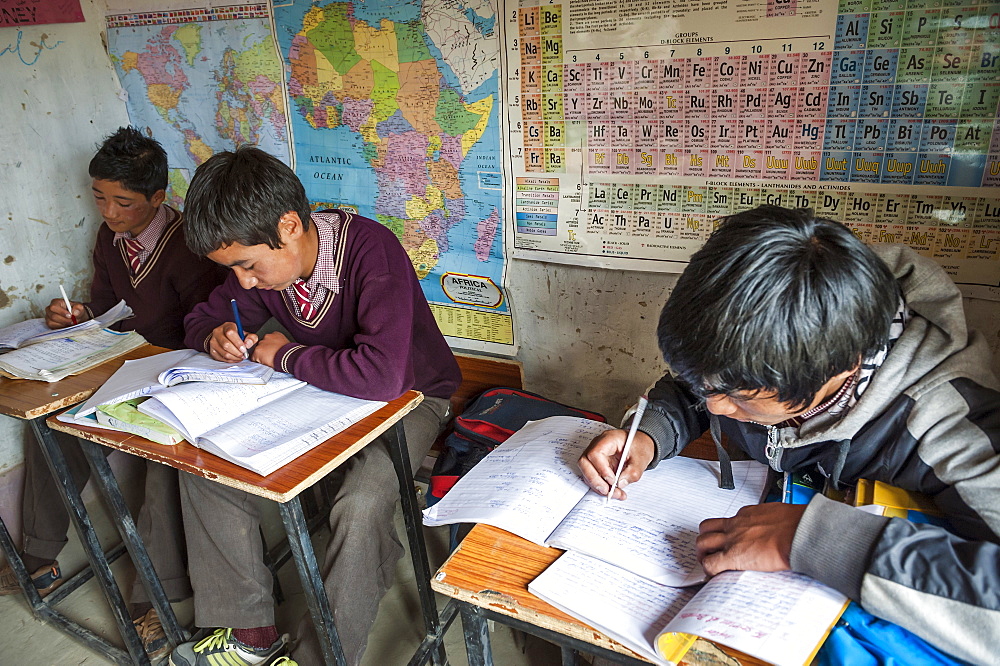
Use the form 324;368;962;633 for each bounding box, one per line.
606;395;649;505
230;298;248;359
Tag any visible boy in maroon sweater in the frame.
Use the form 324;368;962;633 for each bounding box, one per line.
169;146;460;666
0;127;227;659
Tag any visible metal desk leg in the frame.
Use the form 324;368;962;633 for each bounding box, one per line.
458;603;493;666
78;437;189;649
0;512;130;662
385;422;447;666
29;416;150;665
0;511;46;614
278;497;348;666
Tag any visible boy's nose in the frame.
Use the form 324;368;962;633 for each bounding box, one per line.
233;267;257;289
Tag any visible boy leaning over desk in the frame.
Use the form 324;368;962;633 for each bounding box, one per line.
580;205;1000;664
0;127;227;658
168;146;461;666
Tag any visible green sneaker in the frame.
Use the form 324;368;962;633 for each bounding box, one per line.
271;659;298;666
168;628;288;666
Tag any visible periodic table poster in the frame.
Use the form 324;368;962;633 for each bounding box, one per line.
505;0;1000;290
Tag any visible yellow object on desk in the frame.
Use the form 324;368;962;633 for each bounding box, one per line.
854;479;943;520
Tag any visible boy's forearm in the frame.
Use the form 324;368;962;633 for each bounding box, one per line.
641;373;708;468
183;278;237;352
273;341;411;401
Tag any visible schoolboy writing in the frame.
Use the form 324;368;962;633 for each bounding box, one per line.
579;206;1000;663
169;146;461;666
0;126;227;660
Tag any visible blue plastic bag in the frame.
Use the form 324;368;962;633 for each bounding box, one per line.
816;603;968;666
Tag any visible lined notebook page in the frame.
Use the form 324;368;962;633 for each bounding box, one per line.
77;350;194;416
194;384;385;476
530;552;847;666
659;570;847;666
529;550;694;664
0;319;50;349
547;458;770;586
138;374;304;440
422;416;614;545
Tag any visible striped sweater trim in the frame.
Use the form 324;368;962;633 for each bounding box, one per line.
277;344;308;373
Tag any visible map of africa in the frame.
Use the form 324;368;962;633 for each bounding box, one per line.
105;2;509;346
274;0;506;320
106;14;290;204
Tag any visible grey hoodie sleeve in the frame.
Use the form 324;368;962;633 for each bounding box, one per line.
789;374;1000;664
791;496;1000;664
633;372;708;469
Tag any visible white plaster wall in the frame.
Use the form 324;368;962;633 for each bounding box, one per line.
507;258;1000;422
0;0;129;473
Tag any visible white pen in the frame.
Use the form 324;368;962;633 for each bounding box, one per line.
606;395;648;505
59;284;78;325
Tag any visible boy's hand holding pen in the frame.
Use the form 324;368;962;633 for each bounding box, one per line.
207;299;259;363
578;396;655;502
43;285;87;329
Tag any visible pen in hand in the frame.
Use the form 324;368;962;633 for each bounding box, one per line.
230;298;249;359
59;284;78;325
606;395;649;505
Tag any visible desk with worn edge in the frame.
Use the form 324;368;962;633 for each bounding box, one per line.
51;367;449;666
0;345;186;665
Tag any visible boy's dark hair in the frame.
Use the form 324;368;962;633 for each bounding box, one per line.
658;206;900;408
88;126;168;199
183;146;312;256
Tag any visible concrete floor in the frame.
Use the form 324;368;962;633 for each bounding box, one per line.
0;481;564;666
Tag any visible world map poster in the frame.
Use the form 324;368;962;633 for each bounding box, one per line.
105;1;514;352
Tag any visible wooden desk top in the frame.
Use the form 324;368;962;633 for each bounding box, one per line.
50;389;423;503
0;345;162;420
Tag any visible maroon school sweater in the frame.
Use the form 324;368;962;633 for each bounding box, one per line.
84;206;228;349
184;211;461;402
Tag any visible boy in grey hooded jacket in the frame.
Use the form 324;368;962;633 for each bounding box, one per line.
580;206;1000;663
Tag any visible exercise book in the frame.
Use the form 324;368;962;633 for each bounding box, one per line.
529;550;847;666
63;350;385;476
423;416;770;586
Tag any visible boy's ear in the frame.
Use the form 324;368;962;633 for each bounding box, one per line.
150;189;166;207
277;211;305;243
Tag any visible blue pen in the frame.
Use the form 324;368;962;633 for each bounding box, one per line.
230;298;246;339
230;299;249;358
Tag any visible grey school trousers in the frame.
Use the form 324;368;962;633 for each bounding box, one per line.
179;396;451;666
22;430;191;602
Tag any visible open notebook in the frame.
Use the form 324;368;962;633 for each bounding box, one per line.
423;416;770;586
62;350;385;476
0;300;132;350
0;301;144;382
530;550;847;666
154;350;274;386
